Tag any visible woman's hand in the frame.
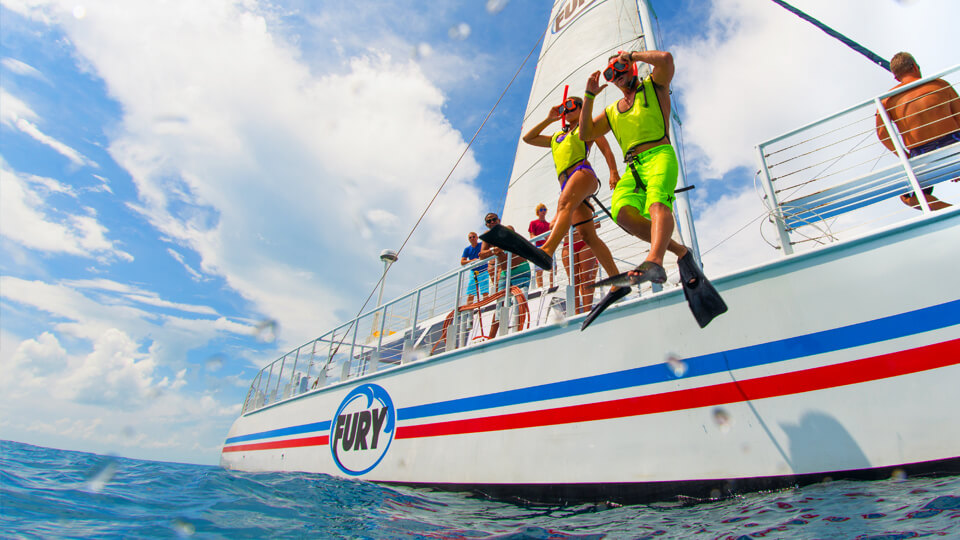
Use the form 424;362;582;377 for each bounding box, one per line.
609;170;620;190
548;105;563;121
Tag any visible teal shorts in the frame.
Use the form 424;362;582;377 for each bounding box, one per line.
611;144;679;221
498;261;530;293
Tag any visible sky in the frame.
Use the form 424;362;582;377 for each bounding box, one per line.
1;0;957;465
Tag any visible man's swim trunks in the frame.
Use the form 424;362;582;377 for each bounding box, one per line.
611;144;678;221
908;131;960;158
902;131;960;197
498;261;531;293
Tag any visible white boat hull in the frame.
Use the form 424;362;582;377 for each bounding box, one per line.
221;209;960;502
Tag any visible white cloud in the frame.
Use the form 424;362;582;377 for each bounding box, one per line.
59;328;157;405
0;163;133;261
5;0;488;346
166;248;205;281
1;57;47;81
0;89;98;168
0;88;37;123
0;276;257;367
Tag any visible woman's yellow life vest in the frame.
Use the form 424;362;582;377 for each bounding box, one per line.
550;126;587;177
604;75;666;158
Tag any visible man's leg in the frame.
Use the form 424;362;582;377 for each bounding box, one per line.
614;205;687;264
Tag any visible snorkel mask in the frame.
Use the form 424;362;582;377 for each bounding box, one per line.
559;97;581;115
603;50;638;82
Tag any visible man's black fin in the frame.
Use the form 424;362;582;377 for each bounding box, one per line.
479;224;553;270
581;286;632;331
585;271;633;291
677;252;728;329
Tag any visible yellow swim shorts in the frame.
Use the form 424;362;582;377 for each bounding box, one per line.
611;144;678;221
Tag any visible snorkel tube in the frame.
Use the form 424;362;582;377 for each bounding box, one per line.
561;84;569;131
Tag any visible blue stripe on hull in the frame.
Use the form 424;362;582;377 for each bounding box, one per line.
225;299;960;446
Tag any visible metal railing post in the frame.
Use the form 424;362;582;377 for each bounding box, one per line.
274;355;286;400
304;340;316;385
288;347;300;390
263;362;274;405
566;225;576;317
453;269;463;347
755;144;795;255
347;320;360;379
500;252;512;336
874;97;932;213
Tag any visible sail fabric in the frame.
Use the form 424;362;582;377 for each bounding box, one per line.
502;0;650;232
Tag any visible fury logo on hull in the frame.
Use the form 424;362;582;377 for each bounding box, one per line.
330;383;395;476
553;0;598;34
332;407;389;451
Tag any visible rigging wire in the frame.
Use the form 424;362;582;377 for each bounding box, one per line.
321;26;549;368
769;0;890;72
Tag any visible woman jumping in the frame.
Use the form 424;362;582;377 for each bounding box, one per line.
521;96;623;296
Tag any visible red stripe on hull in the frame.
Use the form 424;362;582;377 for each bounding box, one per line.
222;435;328;453
222;339;959;452
395;339;960;439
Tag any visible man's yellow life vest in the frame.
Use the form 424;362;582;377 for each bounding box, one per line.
604;75;666;158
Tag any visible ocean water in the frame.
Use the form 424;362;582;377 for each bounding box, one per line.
1;440;958;539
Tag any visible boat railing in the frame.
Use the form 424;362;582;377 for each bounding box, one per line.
240;205;666;414
756;64;960;256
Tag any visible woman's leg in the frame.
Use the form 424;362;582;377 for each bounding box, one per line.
541;172;598;257
575;204;621;283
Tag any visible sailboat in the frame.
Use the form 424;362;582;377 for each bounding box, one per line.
220;0;960;503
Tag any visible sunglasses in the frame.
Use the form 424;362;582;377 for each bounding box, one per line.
559;98;580;114
603;59;631;82
485;217;499;224
537;208;547;212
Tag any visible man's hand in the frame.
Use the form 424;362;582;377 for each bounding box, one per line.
585;71;607;96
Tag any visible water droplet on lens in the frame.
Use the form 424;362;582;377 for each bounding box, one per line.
121;425;136;439
712;408;733;433
709;488;722;499
205;354;224;372
254;319;277;343
84;459;117;493
665;353;687;377
448;23;471;40
416;43;433;59
890;468;907;482
486;0;508;14
172;518;196;537
73;5;86;19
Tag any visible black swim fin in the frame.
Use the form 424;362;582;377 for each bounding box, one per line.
586;261;667;290
581;286;632;331
677;252;728;328
479;224;553;270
